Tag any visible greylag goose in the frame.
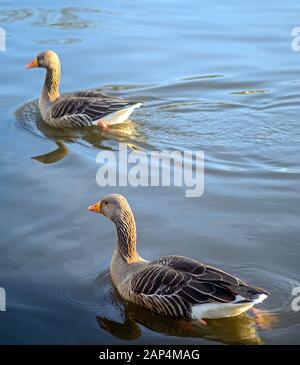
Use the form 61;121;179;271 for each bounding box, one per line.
88;194;268;321
26;51;142;129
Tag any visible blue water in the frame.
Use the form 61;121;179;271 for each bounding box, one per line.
0;0;300;344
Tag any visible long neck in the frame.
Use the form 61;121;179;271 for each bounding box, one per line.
114;209;138;263
42;64;60;102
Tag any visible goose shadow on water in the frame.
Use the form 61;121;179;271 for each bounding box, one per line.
89;271;277;345
15;98;147;164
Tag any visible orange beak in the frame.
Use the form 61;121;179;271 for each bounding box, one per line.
88;202;101;213
26;58;38;69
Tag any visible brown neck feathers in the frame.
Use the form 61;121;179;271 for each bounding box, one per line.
115;209;138;263
44;65;60;102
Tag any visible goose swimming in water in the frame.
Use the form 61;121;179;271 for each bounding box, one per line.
26;50;142;129
88;194;268;321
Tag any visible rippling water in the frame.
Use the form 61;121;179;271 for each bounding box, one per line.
0;0;300;344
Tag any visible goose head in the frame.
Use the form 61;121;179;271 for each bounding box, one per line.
26;50;60;70
88;194;132;223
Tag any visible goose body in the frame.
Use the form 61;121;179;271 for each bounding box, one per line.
88;194;268;320
26;51;142;129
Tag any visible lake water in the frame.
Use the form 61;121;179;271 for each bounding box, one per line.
0;0;300;345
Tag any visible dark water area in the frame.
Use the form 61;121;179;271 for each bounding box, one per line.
0;0;300;344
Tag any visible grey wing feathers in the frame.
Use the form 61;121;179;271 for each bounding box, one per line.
154;255;247;285
131;266;191;317
130;255;267;317
49;90;135;128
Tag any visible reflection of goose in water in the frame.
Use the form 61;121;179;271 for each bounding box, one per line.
96;282;278;345
26;51;142;130
31;141;68;164
15;99;148;164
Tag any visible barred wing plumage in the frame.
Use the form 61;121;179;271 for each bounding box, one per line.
130;255;267;318
49;90;135;127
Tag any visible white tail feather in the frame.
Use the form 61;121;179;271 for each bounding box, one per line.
191;293;268;319
92;103;142;126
